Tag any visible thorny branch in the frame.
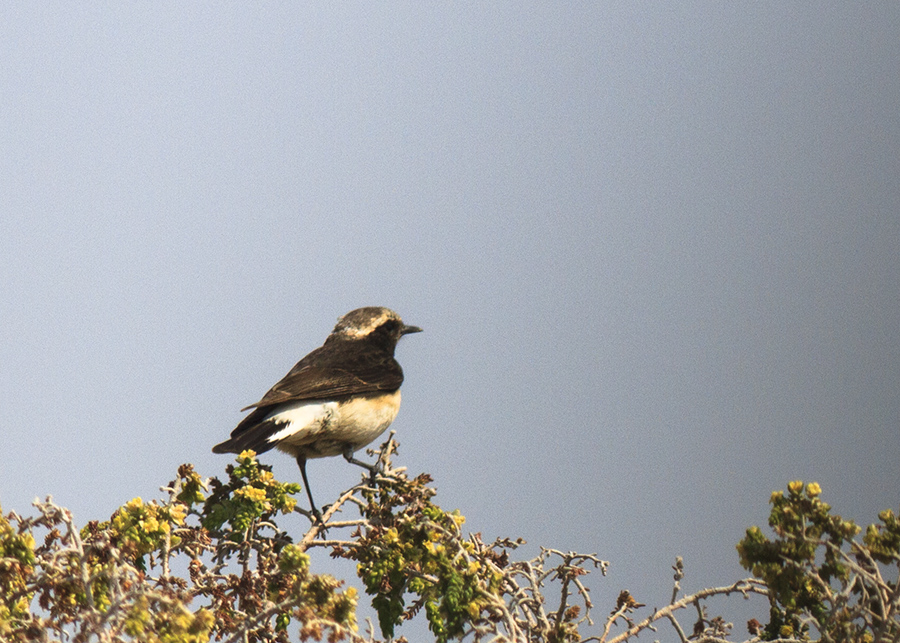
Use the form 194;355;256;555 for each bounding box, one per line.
3;439;897;643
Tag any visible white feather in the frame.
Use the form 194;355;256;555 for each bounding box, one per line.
264;400;339;443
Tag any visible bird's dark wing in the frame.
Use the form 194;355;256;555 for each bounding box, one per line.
240;364;402;410
239;343;405;410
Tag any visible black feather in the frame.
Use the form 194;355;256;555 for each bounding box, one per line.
211;408;280;455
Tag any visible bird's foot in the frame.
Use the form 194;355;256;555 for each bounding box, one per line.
309;507;329;532
343;451;383;484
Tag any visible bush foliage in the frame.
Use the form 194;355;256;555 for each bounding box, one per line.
1;436;897;642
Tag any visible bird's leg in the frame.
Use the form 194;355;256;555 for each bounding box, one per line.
342;447;381;483
296;455;324;524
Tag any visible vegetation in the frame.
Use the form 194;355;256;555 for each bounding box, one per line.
1;436;897;642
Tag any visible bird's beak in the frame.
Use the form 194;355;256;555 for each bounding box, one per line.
401;324;423;335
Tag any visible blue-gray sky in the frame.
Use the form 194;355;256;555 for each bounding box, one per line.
2;4;898;640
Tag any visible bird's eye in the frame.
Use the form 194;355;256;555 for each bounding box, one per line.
382;320;399;332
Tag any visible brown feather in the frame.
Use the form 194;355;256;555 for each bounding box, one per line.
239;341;404;410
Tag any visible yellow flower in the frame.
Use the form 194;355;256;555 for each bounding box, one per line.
168;503;188;525
424;541;445;555
236;486;268;503
787;480;803;494
806;482;822;497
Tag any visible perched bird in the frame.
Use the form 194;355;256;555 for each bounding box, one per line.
213;307;422;517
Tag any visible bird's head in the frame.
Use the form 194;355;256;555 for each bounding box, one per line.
329;307;422;352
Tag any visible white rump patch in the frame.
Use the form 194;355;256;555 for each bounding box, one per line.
265;400;339;443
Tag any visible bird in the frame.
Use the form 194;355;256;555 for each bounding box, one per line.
212;306;422;518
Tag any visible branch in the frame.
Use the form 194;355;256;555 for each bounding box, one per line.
605;579;768;643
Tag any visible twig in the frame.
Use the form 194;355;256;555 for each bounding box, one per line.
605;580;768;643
